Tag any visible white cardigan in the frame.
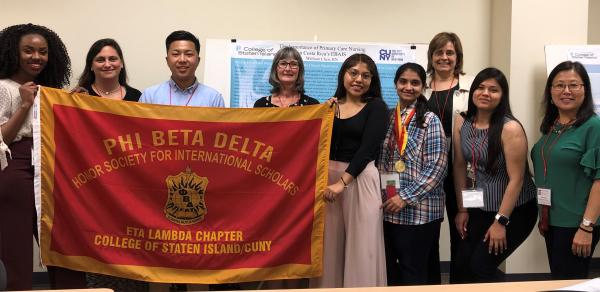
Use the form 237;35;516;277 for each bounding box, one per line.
423;74;474;136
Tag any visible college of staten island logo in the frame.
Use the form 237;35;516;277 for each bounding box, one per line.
164;167;208;225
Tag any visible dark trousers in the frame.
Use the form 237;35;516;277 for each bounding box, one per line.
384;219;442;286
454;200;537;283
545;225;600;280
47;266;87;289
0;139;35;290
442;165;457;284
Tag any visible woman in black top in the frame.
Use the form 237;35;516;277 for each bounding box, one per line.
74;38;141;101
72;38;146;291
310;53;388;288
254;46;318;108
252;47;318;290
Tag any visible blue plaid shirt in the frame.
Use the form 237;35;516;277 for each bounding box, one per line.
378;103;448;225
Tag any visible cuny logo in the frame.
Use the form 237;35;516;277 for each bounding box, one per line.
380;49;392;61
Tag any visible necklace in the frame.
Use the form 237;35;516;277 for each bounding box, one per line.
552;118;576;134
92;83;121;95
276;94;299;107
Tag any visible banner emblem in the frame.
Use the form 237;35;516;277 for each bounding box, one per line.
165;167;208;225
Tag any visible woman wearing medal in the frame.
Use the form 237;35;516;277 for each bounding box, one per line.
531;61;600;279
378;63;447;285
452;68;536;283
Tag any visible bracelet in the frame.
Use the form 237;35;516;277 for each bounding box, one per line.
579;226;593;234
582;218;594;227
340;177;348;188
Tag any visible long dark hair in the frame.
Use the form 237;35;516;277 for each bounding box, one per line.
334;53;382;103
463;67;513;174
540;61;595;134
0;23;71;87
78;38;129;88
394;62;428;128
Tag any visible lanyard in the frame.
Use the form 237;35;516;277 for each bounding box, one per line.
540;119;574;181
169;83;198;106
469;119;487;188
393;104;416;158
432;77;454;123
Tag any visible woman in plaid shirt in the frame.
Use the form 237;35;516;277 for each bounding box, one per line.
379;62;448;285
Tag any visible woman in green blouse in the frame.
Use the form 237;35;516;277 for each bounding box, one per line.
531;61;600;279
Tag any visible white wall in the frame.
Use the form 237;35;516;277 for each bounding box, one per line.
504;0;589;274
1;0;491;91
490;0;511;76
590;0;600;44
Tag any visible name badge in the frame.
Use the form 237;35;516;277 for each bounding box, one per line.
462;188;484;208
537;188;552;206
380;173;400;200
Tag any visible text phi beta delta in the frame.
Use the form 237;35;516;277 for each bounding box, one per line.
71;129;300;195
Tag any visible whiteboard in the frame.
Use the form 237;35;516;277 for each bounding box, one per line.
544;45;600;114
204;39;428;107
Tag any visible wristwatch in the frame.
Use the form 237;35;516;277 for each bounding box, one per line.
582;218;594;228
495;213;510;226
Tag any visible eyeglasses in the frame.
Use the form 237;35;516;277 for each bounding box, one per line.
277;61;299;69
347;69;372;81
551;83;584;92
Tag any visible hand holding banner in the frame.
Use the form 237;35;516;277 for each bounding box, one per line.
36;87;333;284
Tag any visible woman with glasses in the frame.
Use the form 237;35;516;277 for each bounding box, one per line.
379;63;447;285
254;47;318;108
532;61;600;279
452;68;536;283
311;53;387;288
423;32;474;283
252;47;318;289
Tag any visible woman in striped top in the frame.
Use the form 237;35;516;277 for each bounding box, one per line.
452;68;536;283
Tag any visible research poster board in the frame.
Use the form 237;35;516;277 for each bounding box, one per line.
545;45;600;114
204;39;428;108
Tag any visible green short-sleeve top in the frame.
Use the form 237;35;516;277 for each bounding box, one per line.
531;115;600;227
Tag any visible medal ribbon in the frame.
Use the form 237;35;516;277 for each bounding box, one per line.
393;104;416;158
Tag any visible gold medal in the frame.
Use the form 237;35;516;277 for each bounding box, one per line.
395;160;406;173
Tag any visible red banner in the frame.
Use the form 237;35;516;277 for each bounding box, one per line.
36;87;333;283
